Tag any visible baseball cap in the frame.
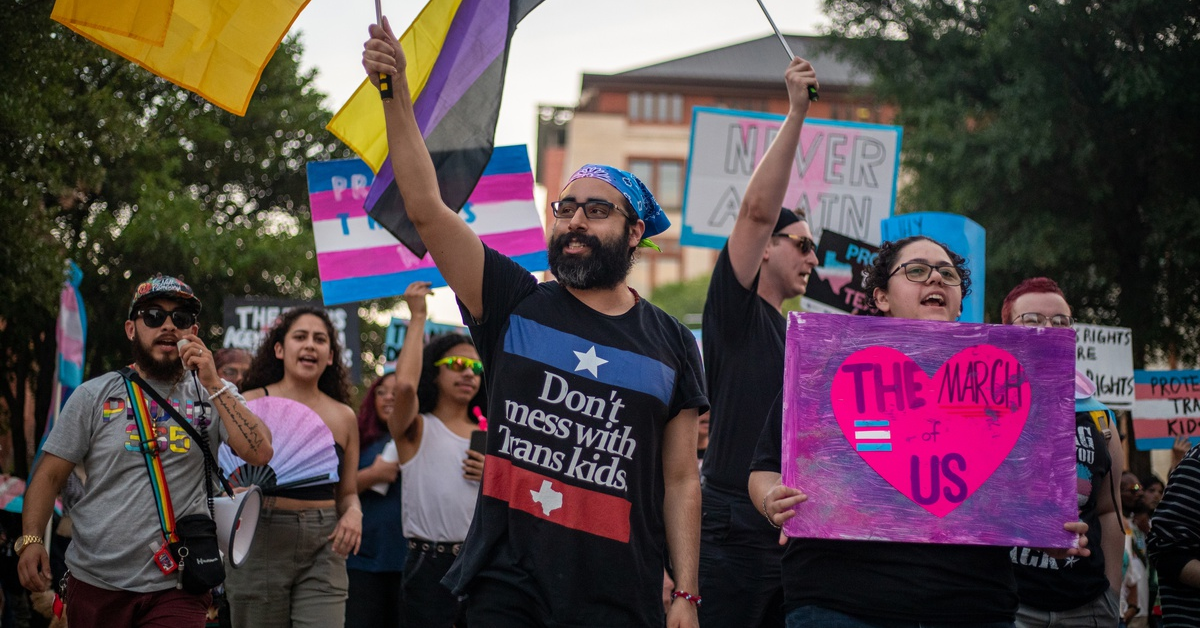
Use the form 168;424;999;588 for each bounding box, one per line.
128;273;202;319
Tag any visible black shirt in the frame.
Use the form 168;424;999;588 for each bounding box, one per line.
442;246;708;628
701;245;786;494
1011;399;1114;611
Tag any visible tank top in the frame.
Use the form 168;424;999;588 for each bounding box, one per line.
399;413;479;542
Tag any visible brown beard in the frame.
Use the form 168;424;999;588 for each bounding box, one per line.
130;334;185;382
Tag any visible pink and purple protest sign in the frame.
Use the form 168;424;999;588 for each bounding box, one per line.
782;313;1077;547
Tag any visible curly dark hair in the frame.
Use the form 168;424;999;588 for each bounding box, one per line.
864;236;972;312
241;306;352;405
357;372;395;448
417;333;486;421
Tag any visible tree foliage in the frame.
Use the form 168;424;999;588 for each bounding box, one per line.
0;0;353;475
822;0;1200;365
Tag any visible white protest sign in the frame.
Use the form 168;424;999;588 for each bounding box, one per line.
681;107;901;248
1075;323;1134;410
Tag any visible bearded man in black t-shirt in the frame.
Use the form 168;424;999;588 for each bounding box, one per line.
364;24;707;628
698;57;820;628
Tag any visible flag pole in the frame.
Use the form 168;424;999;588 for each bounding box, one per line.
754;0;818;101
375;0;394;100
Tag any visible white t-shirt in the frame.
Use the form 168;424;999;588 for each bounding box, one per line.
399;414;479;542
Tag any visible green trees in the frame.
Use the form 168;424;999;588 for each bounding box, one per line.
822;0;1200;365
0;1;348;476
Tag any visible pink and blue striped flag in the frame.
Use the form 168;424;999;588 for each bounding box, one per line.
307;145;547;305
35;261;87;471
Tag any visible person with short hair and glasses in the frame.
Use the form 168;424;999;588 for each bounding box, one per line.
698;58;819;628
364;22;706;628
1002;277;1125;628
750;239;1089;628
18;274;272;628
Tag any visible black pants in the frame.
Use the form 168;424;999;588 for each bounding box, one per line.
345;569;404;628
698;483;786;628
403;542;466;628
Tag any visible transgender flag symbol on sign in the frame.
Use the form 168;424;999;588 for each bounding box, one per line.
307;145;548;305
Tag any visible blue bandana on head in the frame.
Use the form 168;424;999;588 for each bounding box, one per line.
564;164;671;241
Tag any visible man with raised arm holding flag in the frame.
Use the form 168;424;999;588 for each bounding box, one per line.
363;18;707;628
699;57;819;627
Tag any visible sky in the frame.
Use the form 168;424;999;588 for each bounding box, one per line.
291;0;828;151
289;0;828;326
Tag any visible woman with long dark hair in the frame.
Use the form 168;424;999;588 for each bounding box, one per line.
345;371;406;627
389;282;485;628
223;306;362;628
750;236;1087;628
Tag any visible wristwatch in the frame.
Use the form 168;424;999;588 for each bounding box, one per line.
13;534;43;556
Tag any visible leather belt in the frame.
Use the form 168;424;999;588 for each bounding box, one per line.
407;539;463;556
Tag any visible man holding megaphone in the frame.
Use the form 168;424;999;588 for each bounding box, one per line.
19;273;273;628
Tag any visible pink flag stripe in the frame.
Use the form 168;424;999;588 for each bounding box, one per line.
1136;383;1200;400
317;227;546;282
309;172;534;223
1131;418;1200;439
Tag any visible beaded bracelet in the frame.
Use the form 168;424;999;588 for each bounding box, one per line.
208;382;234;401
671;590;702;607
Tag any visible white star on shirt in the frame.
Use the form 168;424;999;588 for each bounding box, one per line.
573;345;608;377
530;480;563;516
1062;556;1078;567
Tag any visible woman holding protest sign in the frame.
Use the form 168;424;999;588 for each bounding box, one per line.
749;236;1089;627
224;307;362;628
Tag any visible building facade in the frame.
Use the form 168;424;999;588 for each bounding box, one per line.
536;34;895;297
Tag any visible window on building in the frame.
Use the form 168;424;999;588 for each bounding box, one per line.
627;92;686;123
627;158;685;210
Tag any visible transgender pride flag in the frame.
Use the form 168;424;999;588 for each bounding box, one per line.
307;145;547;305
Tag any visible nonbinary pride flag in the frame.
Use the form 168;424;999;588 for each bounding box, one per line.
307;145;547;305
327;0;545;258
51;0;309;116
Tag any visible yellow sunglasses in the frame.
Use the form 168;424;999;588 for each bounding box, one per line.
434;356;483;376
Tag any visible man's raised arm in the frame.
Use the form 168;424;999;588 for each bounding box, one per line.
726;57;818;289
363;20;486;319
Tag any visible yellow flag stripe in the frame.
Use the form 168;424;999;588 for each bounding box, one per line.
325;0;464;172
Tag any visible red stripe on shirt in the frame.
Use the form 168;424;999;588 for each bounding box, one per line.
482;455;631;543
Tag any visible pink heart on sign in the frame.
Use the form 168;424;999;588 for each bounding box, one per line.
830;344;1030;517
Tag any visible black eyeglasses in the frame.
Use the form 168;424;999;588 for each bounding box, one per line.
132;307;197;329
889;262;963;286
773;233;816;255
551;200;626;221
1013;312;1074;328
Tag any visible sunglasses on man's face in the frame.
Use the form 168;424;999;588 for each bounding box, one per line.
434;356;484;376
132;307;197;329
772;232;816;255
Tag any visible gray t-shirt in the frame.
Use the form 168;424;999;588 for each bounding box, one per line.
43;371;235;592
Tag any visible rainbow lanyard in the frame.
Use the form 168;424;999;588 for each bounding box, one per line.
123;378;178;543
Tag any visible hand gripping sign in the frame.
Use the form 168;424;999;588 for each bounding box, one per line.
781;313;1078;548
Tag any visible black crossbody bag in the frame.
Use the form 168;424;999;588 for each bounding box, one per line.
119;367;234;594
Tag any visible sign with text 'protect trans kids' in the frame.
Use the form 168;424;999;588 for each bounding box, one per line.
681;107;900;249
307;145;548;305
782;313;1077;547
1133;370;1200;450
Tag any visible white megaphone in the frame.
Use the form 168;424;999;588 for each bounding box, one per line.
214;486;262;568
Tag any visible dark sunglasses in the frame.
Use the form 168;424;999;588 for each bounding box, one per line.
435;356;484;375
773;232;816;255
132;307;197;329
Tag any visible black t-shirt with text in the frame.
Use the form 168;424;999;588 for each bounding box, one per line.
442;246;708;628
751;389;1018;623
1011;400;1114;611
